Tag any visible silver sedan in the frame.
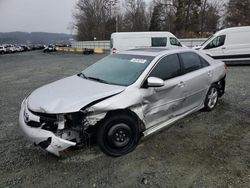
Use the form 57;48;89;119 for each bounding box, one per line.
19;48;226;156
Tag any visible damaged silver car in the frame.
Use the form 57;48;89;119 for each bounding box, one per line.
19;48;226;157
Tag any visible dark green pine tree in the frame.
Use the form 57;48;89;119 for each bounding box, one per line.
149;4;163;31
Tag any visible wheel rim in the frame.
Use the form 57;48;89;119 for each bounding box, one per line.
207;87;218;109
107;123;132;148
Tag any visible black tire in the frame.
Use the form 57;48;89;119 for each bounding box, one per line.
97;114;140;157
203;84;219;111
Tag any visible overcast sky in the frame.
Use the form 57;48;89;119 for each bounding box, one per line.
0;0;78;34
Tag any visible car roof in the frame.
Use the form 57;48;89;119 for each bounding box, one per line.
118;47;195;57
111;32;173;37
215;26;250;35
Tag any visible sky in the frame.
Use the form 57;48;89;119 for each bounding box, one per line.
0;0;78;34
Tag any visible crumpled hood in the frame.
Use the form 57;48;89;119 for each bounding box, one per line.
27;75;125;114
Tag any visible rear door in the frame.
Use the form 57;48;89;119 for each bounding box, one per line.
178;52;212;112
143;54;186;128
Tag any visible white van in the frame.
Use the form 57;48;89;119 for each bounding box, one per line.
110;32;183;54
195;26;250;64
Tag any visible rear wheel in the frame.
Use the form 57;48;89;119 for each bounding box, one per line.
97;114;140;157
203;84;219;111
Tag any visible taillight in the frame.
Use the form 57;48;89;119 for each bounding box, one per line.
224;63;227;70
112;48;117;54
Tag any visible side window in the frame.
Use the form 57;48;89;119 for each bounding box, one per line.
151;37;167;47
149;54;181;80
170;37;182;46
204;35;226;49
179;52;202;73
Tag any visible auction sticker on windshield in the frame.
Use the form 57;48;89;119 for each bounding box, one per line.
130;58;147;64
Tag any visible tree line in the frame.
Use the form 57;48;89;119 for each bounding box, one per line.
73;0;250;40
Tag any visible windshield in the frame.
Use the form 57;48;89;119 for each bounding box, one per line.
82;54;154;86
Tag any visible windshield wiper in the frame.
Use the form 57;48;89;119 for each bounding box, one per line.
77;72;88;79
87;76;108;84
78;73;108;84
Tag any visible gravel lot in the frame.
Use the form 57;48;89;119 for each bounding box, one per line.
0;51;250;188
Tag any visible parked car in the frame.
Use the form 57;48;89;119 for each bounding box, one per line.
193;26;250;64
5;44;16;53
14;45;24;52
0;46;6;54
30;44;45;50
83;48;94;55
19;48;226;157
111;32;183;54
43;45;56;53
20;45;31;52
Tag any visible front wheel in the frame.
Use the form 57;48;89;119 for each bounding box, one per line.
203;84;219;111
97;114;140;157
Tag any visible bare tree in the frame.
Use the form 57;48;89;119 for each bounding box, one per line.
73;0;222;40
122;0;148;31
74;0;117;40
224;0;250;27
149;0;175;32
200;0;207;37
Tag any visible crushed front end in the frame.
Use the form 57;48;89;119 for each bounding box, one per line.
19;99;94;156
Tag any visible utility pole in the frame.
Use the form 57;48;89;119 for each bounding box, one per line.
108;0;118;32
201;0;207;37
116;15;118;32
114;0;119;32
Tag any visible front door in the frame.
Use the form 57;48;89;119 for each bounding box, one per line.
142;54;186;128
202;35;226;57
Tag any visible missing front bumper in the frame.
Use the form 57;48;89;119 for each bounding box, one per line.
19;100;76;156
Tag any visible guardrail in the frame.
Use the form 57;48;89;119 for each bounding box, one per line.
71;38;207;50
180;38;207;47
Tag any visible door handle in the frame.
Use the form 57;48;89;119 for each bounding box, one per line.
177;81;185;87
222;47;226;50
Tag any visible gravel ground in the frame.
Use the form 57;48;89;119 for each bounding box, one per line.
0;51;249;188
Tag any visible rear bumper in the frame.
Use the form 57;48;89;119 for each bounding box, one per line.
19;99;76;156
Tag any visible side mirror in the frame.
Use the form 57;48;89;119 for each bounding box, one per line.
147;77;164;87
